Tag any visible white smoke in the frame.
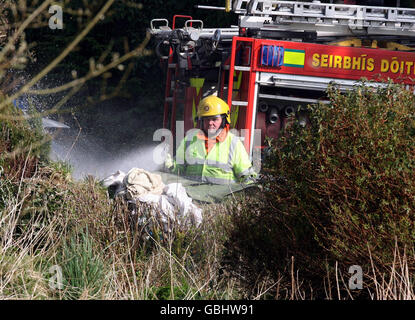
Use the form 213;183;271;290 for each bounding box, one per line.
50;128;162;180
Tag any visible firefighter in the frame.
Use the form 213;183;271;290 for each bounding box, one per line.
164;95;257;185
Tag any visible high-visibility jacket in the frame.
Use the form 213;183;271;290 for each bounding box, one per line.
171;130;257;185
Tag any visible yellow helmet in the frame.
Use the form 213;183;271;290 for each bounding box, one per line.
196;95;231;124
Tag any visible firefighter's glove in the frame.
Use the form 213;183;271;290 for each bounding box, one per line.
239;168;258;185
164;153;174;171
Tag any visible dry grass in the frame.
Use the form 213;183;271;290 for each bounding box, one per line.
0;162;245;299
366;243;415;300
1;152;415;300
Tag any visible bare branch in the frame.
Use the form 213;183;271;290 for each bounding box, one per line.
0;0;116;111
26;33;151;96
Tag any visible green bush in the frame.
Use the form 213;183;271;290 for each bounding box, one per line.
0;96;50;179
224;82;415;298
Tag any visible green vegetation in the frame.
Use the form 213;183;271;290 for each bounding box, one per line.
224;82;415;299
0;96;50;178
60;230;106;299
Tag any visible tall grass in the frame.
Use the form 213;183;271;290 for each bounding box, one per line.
2;156;415;299
0;159;243;299
0;170;59;299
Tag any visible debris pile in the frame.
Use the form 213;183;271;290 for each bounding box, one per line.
102;168;203;234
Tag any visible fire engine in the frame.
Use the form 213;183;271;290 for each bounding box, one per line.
149;0;415;162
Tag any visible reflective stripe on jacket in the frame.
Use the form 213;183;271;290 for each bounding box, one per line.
171;130;256;185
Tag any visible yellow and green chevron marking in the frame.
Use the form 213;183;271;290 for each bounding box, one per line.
190;78;205;127
283;49;305;68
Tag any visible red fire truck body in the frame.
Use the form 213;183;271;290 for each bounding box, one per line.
225;37;415;154
150;1;415;159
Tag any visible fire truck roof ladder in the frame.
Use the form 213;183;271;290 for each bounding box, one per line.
233;0;415;39
149;18;239;41
162;15;195;135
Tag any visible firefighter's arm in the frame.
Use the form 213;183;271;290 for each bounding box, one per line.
232;139;258;184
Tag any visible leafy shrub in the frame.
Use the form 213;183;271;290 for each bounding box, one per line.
0;96;50;179
224;82;415;298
